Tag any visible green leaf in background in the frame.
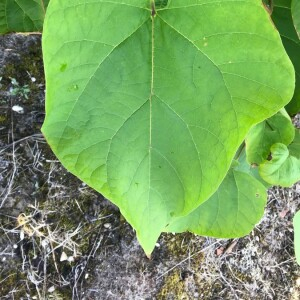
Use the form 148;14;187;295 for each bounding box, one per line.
42;0;294;255
0;0;49;34
245;109;295;165
292;0;300;38
289;129;300;158
293;210;300;265
259;143;300;187
272;0;300;115
165;169;267;238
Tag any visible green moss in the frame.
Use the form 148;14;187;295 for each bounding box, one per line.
163;232;195;256
0;115;6;123
53;286;73;299
157;270;189;299
229;268;252;283
0;271;29;298
156;234;219;299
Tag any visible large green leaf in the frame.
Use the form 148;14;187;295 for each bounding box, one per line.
165;169;267;237
293;210;300;265
272;0;300;115
292;0;300;38
42;0;294;255
0;0;49;34
245;109;295;165
259;143;300;187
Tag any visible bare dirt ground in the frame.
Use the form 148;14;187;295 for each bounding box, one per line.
0;34;300;300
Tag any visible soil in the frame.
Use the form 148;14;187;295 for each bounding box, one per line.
0;33;300;300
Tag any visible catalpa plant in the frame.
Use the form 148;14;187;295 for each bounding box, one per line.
1;0;300;257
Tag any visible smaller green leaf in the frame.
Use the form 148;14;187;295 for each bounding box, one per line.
293;210;300;265
259;143;300;187
165;169;267;238
292;0;300;38
245;109;295;165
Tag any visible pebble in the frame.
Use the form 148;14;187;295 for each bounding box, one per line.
48;286;55;293
60;251;68;262
12;105;24;114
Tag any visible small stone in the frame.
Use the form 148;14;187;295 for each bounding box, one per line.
68;256;75;262
60;251;68;262
104;223;111;229
216;247;224;256
41;239;49;248
48;286;55;293
12;105;24;114
13;244;18;249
